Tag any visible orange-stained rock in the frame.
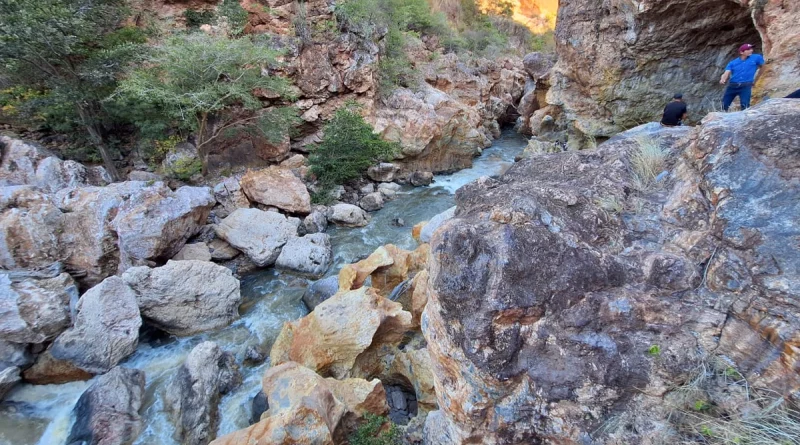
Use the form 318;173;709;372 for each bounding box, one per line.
337;246;394;292
212;362;388;445
410;270;430;328
412;222;426;241
270;287;412;378
22;349;92;385
240;167;311;214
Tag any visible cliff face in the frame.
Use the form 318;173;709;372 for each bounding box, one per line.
546;0;800;142
422;99;800;443
141;0;526;176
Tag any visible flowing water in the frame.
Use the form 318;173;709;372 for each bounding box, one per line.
0;129;526;445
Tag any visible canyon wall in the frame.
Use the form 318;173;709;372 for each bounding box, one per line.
545;0;800;143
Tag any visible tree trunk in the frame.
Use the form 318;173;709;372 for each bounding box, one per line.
198;112;210;176
76;105;120;181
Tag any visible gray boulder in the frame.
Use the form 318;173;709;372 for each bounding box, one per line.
0;340;32;370
214;208;299;267
359;192;384;212
0;186;62;270
0;272;77;344
327;203;369;227
122;261;241;336
34;157;111;193
303;208;328;234
67;366;146;445
0;367;20;400
378;182;401;200
51;277;142;374
55;181;157;288
0;136;55;187
172;243;212;262
207;238;240;261
166;341;241;445
301;276;339;311
420;206;457;243
409;171;433;187
212;176;250;219
113;185;215;272
275;234;333;278
367;163;398;182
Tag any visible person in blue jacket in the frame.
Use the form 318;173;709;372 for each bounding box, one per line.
719;43;765;111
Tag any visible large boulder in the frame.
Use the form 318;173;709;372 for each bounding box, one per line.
0;186;62;270
327;203;369;227
67;366;146;445
0;136;55;186
302;276;340;311
166;341;241;445
0;367;20;400
0;340;32;370
34;157;111;193
51;277;142;374
270;286;412;379
275;233;332;278
22;348;92;385
419;206;456;243
122;260;241;336
55;181;156;288
421;100;800;443
547;0;800;141
172;242;212;262
113;185;215;271
212;176;250;219
211;361;388;445
214;208;300;267
0;272;77;344
240;167;311;214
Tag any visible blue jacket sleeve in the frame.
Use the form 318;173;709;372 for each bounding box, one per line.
755;54;765;66
725;59;735;71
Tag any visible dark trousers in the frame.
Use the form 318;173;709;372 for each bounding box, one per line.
722;82;753;111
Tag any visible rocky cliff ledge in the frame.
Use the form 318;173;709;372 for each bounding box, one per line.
543;0;800;143
423;99;800;443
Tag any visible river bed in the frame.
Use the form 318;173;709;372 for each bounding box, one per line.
0;129;526;445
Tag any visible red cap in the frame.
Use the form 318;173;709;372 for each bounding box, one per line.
739;43;754;52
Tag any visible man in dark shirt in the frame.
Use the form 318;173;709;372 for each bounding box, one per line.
661;93;687;127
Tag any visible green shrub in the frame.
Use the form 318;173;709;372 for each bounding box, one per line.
350;414;401;445
308;105;399;202
184;9;215;28
167;156;202;181
115;32;295;175
218;0;249;35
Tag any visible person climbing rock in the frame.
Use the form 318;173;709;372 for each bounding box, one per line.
660;93;687;127
719;43;765;111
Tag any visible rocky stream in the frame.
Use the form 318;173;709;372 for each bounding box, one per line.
0;130;528;445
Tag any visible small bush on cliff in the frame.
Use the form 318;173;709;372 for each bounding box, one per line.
350;414;401;445
308;105;399;203
115;32;296;175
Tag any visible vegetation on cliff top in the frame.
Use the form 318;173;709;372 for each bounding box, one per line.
1;0;551;179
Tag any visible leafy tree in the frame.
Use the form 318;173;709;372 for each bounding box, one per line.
0;0;145;180
308;105;399;203
115;32;296;175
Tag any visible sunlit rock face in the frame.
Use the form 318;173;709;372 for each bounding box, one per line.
547;0;799;143
422;100;800;444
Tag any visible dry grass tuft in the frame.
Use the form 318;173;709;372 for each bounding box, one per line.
665;357;800;445
630;135;666;191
